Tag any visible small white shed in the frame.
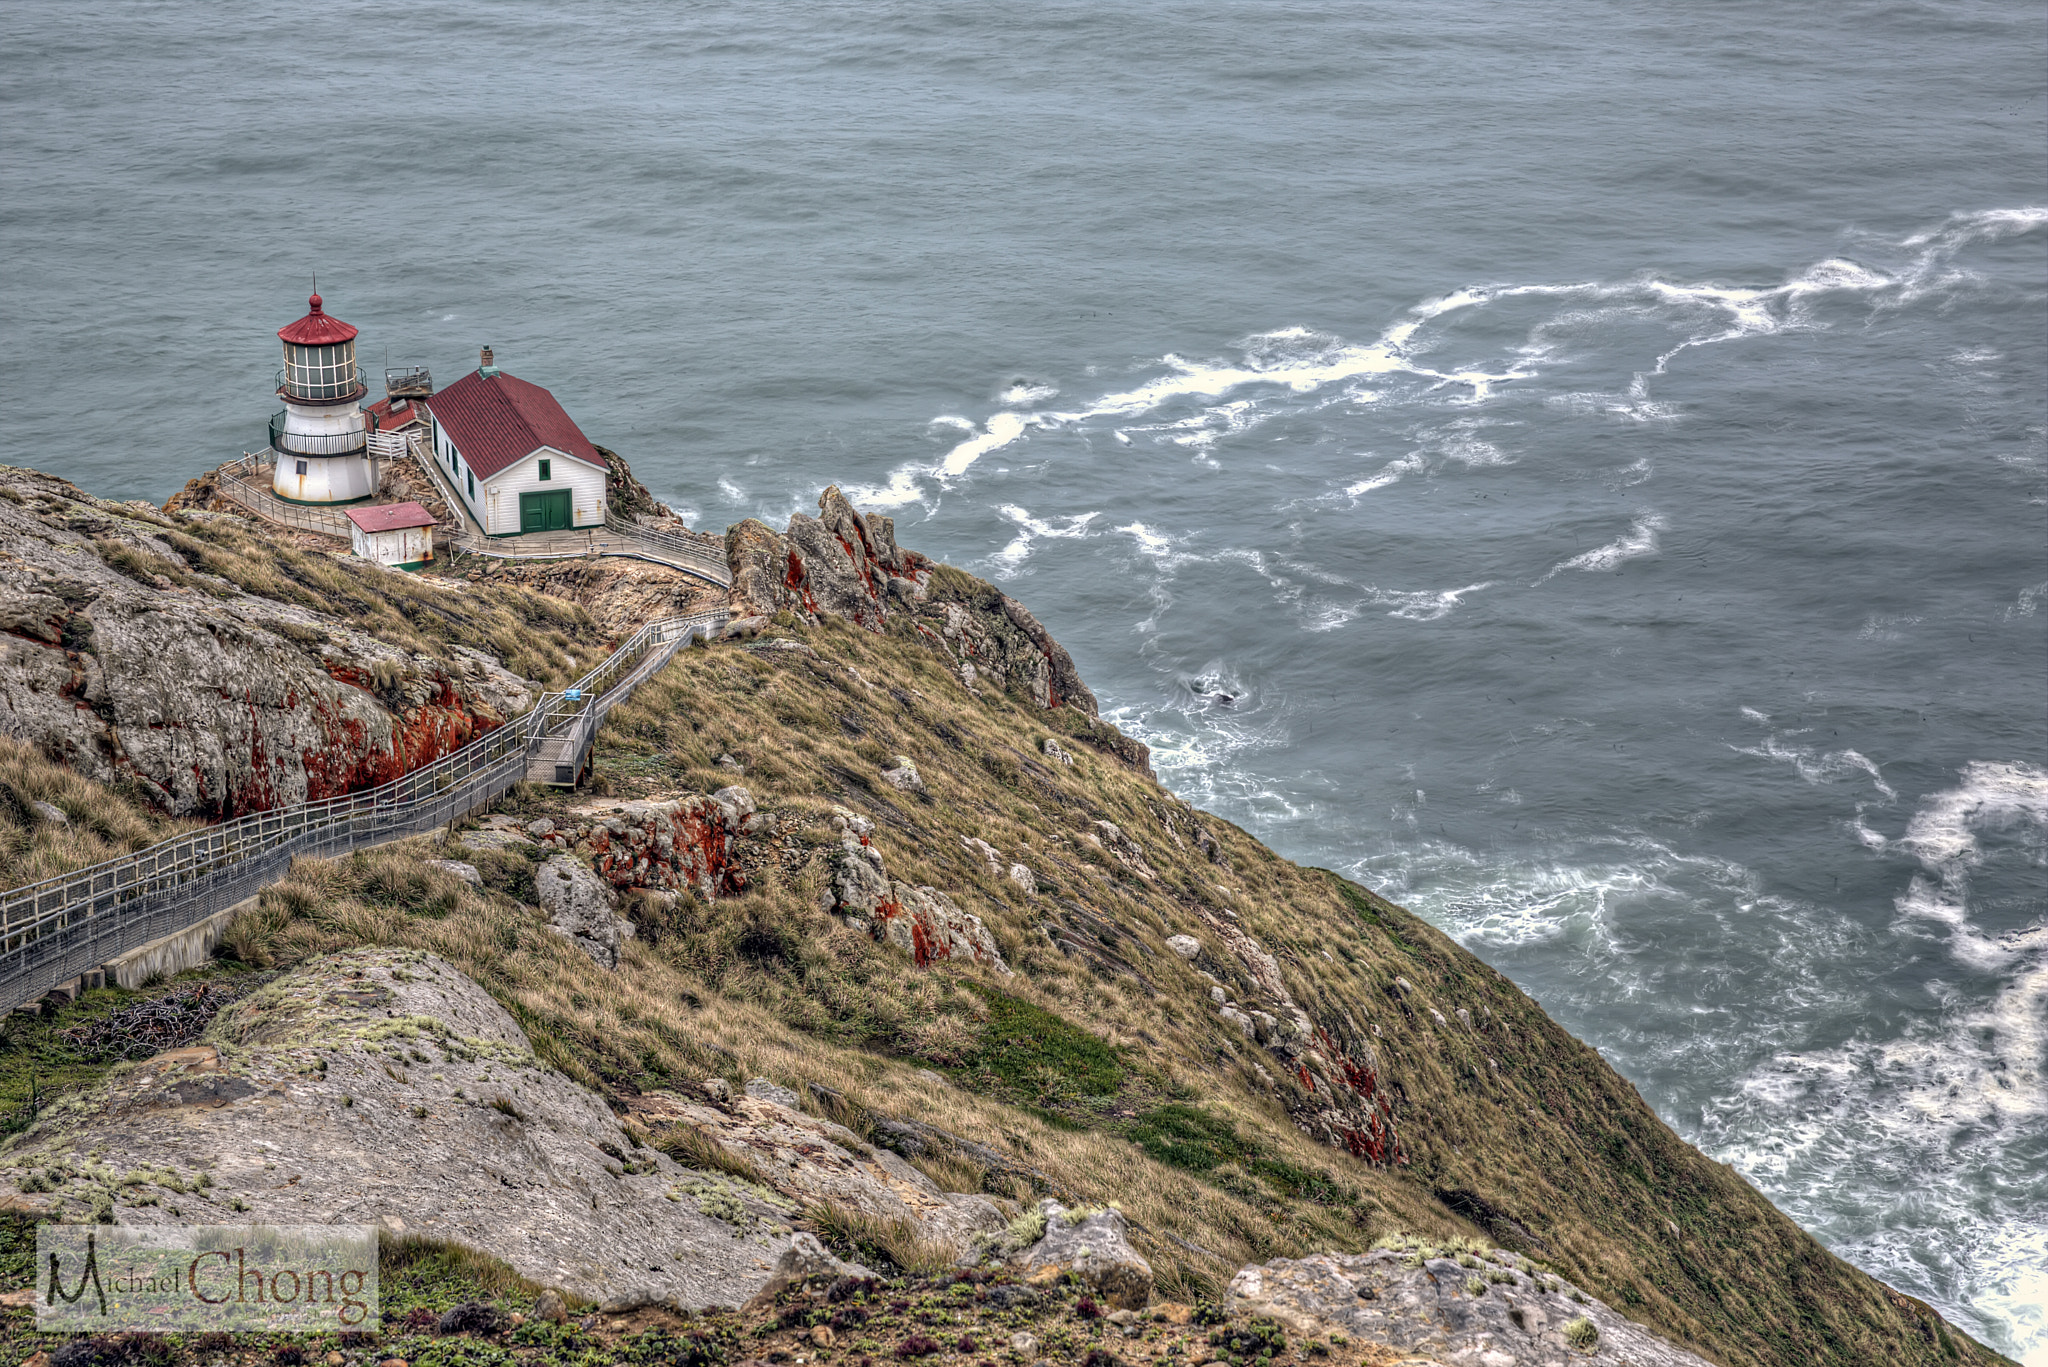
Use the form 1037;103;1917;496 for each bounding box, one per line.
345;501;437;569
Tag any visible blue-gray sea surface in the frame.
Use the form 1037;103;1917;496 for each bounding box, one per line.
3;2;2043;1356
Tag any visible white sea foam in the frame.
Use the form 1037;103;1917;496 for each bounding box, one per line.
1730;728;1899;802
1899;760;2048;872
2006;581;2047;620
1535;513;1667;582
716;477;746;501
885;207;2047;512
1379;582;1495;621
987;504;1099;577
1000;380;1058;405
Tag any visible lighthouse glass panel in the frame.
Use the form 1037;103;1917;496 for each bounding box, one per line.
283;343;359;400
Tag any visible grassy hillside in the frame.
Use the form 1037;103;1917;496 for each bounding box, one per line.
187;606;1991;1367
0;526;2002;1365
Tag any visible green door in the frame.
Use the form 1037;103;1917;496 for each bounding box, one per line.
520;489;572;532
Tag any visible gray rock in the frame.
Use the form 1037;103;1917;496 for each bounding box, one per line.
459;828;534;852
0;949;801;1313
1012;1200;1152;1311
634;1090;1003;1259
1010;1333;1038;1355
710;785;755;822
1041;737;1075;766
1226;1249;1715;1366
534;1290;568;1324
914;1069;949;1088
30;800;67;825
745;1077;806;1111
879;756;924;792
715;753;745;771
744;1233;876;1309
1166;934;1202;959
826;806;1009;973
702;1077;732;1103
526;818;556;838
536;855;633;969
1007;863;1037;896
0;467;534;820
426;859;482;886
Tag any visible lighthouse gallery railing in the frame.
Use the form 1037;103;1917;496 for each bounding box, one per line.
0;609;724;1012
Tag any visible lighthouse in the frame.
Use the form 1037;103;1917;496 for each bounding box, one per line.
270;292;375;504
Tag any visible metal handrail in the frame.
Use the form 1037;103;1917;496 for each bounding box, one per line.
1;608;724;1010
270;412;368;458
215;456;354;536
604;513;728;577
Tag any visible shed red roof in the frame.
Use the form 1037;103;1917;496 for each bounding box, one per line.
345;501;436;533
278;293;359;346
364;395;426;430
426;367;605;481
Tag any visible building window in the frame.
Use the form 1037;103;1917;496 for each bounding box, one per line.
295;460;308;475
538;458;551;482
467;471;475;498
282;342;359;400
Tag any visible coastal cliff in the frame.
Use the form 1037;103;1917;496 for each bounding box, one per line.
0;462;2008;1367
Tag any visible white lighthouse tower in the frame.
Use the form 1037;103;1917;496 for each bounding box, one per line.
270;292;375;504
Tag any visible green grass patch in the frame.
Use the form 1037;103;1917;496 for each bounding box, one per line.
959;988;1126;1100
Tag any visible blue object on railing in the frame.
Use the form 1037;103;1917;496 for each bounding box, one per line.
564;688;583;701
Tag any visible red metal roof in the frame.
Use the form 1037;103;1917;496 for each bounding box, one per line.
278;293;359;346
425;367;606;481
345;501;436;533
364;395;426;430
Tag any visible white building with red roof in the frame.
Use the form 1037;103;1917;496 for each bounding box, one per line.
424;348;608;536
344;501;436;569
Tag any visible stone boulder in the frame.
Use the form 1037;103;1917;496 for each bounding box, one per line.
724;488;930;632
628;1086;1004;1260
725;517;792;622
1225;1249;1715;1366
0;467;533;818
1012;1200;1153;1310
536;855;633;968
825;806;1009;972
535;791;758;901
0;949;809;1312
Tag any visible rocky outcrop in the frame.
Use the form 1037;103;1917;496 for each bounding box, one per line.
595;443;678;522
628;1084;1005;1259
721;487;1104;722
0;467;532;818
725;487;930;632
825;806;1009;972
916;575;1098;715
533;787;770;901
1010;1201;1154;1310
536;855;634;968
0;949;819;1312
1169;888;1404;1168
1226;1248;1716;1366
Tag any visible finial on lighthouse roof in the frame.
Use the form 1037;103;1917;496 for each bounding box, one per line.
278;289;357;345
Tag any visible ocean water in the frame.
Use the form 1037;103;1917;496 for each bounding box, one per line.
3;0;2044;1355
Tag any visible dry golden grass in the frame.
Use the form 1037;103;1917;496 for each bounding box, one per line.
118;593;2001;1367
0;737;203;890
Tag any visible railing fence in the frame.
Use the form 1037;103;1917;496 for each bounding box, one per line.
2;609;723;1011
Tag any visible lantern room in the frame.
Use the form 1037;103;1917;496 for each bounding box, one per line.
271;292;376;504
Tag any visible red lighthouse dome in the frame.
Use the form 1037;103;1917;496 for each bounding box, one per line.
278;292;359;347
